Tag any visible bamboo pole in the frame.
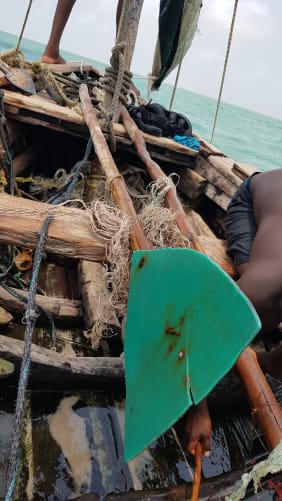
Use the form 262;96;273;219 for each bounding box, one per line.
119;105;282;450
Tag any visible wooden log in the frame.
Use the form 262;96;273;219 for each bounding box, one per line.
13;142;41;176
0;286;82;323
0;192;106;262
70;470;282;500
78;261;121;334
0;334;124;387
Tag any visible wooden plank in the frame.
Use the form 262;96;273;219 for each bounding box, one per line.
0;193;105;262
194;155;240;198
0;334;124;387
232;162;260;180
204;183;231;210
0;286;82;322
3;90;198;158
42;61;103;76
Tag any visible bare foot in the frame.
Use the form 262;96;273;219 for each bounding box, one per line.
41;53;66;64
257;345;282;381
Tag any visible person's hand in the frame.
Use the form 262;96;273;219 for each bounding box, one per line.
184;398;212;457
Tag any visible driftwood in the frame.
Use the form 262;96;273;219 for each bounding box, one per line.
0;192;106;261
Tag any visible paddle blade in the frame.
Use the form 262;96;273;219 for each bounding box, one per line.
124;248;260;462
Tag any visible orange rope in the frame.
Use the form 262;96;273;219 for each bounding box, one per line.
191;442;202;501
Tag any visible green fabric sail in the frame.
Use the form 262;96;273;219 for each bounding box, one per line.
151;0;202;89
124;248;261;462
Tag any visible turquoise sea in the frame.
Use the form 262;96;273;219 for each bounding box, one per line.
1;30;282;173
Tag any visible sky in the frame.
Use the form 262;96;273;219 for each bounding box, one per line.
2;0;282;120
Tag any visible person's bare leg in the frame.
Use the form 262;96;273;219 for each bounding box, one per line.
42;0;76;64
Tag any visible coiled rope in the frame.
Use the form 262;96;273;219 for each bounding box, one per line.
210;0;239;143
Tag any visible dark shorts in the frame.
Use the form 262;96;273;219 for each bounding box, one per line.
225;175;258;265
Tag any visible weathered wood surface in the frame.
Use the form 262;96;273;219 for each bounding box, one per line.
0;192;106;261
0;334;124;387
198;236;236;277
232;162;259;180
177;168;207;199
3;90;198;157
0;285;82;322
42;61;103;76
194;155;241;199
0;332;249;407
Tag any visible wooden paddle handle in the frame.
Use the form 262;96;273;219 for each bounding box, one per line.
191;442;202;501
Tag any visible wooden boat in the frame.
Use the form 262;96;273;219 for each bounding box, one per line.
0;3;281;500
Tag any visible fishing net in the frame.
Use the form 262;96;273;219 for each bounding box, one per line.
83;174;190;347
226;439;282;501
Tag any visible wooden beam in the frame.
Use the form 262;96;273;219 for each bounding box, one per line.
3;90;198;158
0;193;106;262
0;334;124;387
0;285;82;323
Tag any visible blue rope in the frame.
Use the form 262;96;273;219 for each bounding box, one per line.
5;215;53;501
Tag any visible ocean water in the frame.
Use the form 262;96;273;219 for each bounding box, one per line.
1;30;282;173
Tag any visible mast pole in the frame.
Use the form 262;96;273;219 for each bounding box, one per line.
103;0;144;122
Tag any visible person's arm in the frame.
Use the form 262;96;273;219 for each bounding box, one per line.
184;398;212;457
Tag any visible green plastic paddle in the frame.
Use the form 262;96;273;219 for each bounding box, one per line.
124;248;261;462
